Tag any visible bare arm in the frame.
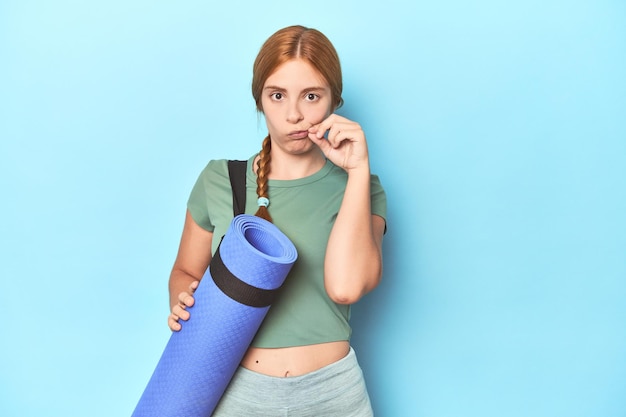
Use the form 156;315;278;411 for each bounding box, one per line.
309;114;386;304
167;209;214;330
324;167;385;304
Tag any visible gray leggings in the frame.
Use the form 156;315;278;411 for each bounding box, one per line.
212;347;374;416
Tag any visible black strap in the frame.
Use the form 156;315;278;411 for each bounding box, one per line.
210;243;281;307
227;160;247;216
221;159;281;306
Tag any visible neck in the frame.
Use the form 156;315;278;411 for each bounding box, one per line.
267;148;326;180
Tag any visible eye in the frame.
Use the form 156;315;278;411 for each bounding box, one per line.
271;92;283;100
305;93;319;102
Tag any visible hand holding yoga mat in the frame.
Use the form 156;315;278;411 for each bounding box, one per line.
133;214;298;417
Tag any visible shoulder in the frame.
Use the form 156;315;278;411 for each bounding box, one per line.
195;156;252;181
198;159;228;177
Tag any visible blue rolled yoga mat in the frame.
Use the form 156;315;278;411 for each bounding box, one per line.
133;214;298;417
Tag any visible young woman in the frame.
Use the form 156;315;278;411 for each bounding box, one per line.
167;25;387;416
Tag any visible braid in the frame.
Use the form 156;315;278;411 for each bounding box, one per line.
254;135;273;222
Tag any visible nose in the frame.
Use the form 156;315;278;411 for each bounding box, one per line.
286;100;303;124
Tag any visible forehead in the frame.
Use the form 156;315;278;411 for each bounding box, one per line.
264;59;329;89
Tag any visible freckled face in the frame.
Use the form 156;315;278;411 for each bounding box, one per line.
261;59;333;156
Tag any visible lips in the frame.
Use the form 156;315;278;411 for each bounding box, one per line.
288;130;310;139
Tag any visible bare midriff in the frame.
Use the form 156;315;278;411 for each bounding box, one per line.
240;340;350;377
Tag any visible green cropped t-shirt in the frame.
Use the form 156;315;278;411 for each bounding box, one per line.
187;154;387;348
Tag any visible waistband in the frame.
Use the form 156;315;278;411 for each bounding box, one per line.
225;347;364;405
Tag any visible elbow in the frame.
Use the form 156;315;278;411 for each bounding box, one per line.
325;271;382;305
324;251;383;304
326;287;365;305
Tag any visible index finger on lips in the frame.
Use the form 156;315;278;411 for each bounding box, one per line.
313;122;329;139
313;115;337;138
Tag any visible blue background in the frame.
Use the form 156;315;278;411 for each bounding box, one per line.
1;1;625;416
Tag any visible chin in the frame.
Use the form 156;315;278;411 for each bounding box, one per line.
287;139;316;154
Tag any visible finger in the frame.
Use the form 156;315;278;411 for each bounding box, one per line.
308;123;326;139
308;131;332;153
168;315;182;331
172;304;191;321
178;291;195;307
189;280;199;293
309;114;339;138
325;121;360;143
327;126;363;148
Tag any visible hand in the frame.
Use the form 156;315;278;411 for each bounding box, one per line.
308;114;369;172
168;280;199;331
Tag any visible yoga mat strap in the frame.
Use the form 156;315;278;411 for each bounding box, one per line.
210;244;282;307
228;160;247;216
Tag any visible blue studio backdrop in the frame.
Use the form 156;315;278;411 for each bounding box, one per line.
1;1;625;416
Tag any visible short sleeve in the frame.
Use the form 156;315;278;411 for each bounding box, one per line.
370;174;388;230
187;162;215;232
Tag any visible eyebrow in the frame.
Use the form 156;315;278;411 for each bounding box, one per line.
263;85;327;92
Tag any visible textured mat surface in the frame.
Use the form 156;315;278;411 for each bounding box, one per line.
133;214;298;417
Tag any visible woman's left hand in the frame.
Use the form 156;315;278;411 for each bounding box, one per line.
308;114;369;172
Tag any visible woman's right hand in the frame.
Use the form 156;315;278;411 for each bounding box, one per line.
168;280;199;331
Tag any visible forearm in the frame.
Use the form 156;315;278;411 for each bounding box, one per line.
168;210;214;311
324;166;382;304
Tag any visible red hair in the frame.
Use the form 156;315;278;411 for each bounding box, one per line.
252;25;343;112
251;26;343;222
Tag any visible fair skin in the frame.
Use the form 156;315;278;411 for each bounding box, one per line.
168;58;385;377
